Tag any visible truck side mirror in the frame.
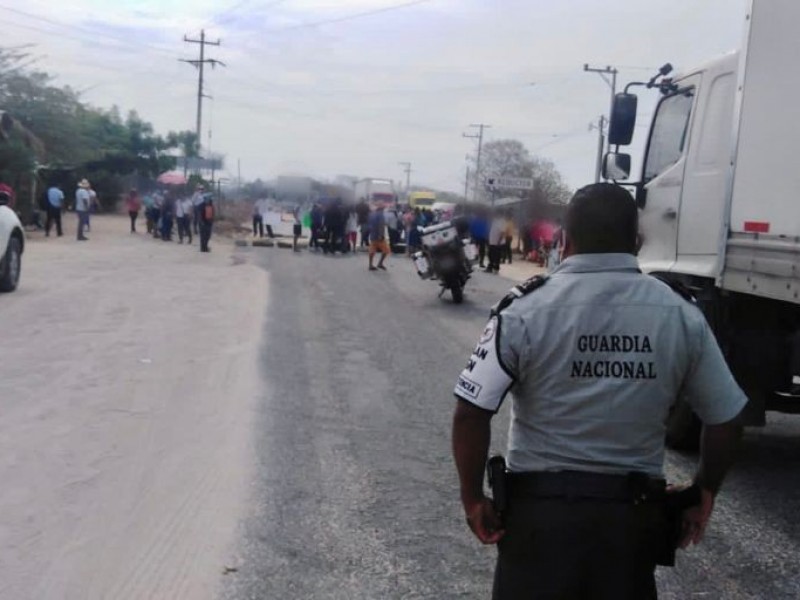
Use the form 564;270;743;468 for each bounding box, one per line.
603;152;631;181
608;93;638;146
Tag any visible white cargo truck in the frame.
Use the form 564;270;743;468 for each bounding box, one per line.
604;0;800;448
354;178;396;206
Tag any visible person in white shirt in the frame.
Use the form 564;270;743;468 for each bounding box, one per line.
75;178;92;241
346;209;358;252
252;198;268;238
176;196;193;244
191;185;205;234
86;187;98;232
385;207;401;252
486;211;507;273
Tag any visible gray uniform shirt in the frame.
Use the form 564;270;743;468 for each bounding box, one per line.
454;253;747;477
75;188;91;212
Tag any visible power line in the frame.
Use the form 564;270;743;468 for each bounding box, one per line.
2;19;191;97
219;71;534;98
0;5;176;57
264;0;434;33
532;127;589;153
3;18;128;51
204;0;288;28
206;0;254;26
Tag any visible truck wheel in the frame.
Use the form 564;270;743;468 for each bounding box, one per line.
665;399;701;452
451;284;464;304
0;236;21;292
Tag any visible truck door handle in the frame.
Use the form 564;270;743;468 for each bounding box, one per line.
663;208;677;220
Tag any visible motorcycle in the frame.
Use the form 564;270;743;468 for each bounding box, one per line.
413;222;477;304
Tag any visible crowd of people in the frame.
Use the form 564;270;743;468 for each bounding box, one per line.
301;199;444;271
269;197;564;276
126;184;216;252
33;178;562;273
38;180;217;254
42;179;99;241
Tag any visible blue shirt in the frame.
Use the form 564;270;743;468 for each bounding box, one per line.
47;187;64;208
368;210;386;240
470;216;488;240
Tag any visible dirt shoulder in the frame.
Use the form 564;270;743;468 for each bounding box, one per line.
0;215;267;599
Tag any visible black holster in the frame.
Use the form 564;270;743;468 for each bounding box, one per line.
487;455;508;518
656;483;702;566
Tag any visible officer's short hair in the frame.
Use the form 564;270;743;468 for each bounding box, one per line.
565;183;638;254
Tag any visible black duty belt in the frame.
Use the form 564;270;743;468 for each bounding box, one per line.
508;470;666;503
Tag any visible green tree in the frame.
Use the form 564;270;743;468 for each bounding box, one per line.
469;139;571;214
0;47;198;212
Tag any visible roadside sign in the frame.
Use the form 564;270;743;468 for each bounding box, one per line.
486;176;534;190
494;196;524;207
177;156;225;171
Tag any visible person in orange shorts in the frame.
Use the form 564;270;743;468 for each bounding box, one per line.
368;204;390;271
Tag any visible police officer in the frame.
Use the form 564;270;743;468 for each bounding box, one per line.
451;183;747;599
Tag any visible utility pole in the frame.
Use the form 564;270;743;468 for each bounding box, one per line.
464;166;470;202
589;115;607;183
583;64;618;156
398;162;412;202
181;30;225;156
237;158;242;200
463;123;491;202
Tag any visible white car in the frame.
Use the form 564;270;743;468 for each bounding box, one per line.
0;202;23;292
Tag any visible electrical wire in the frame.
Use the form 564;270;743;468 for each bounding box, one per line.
263;0;434;33
0;5;176;57
205;0;254;26
203;0;288;28
218;68;541;98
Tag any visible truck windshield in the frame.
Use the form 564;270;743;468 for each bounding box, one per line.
644;89;695;181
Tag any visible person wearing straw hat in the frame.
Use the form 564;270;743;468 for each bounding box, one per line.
75;178;92;241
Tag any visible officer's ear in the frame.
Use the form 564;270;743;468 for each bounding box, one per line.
562;236;575;259
634;232;644;256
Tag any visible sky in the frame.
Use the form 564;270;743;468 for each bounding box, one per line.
2;0;749;193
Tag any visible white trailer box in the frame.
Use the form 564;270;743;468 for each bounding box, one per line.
722;0;800;303
354;178;396;205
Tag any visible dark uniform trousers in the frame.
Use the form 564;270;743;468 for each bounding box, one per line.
45;205;63;236
200;221;213;252
493;480;666;600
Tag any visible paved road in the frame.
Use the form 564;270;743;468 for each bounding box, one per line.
222;246;800;599
8;219;796;598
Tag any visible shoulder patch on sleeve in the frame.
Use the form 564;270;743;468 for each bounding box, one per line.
491;275;548;317
651;275;697;304
454;315;514;413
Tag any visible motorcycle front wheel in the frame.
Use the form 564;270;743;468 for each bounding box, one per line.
450;283;464;304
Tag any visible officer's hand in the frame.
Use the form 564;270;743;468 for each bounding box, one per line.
679;488;715;548
464;496;505;545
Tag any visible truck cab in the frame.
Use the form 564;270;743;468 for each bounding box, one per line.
635;53;737;280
